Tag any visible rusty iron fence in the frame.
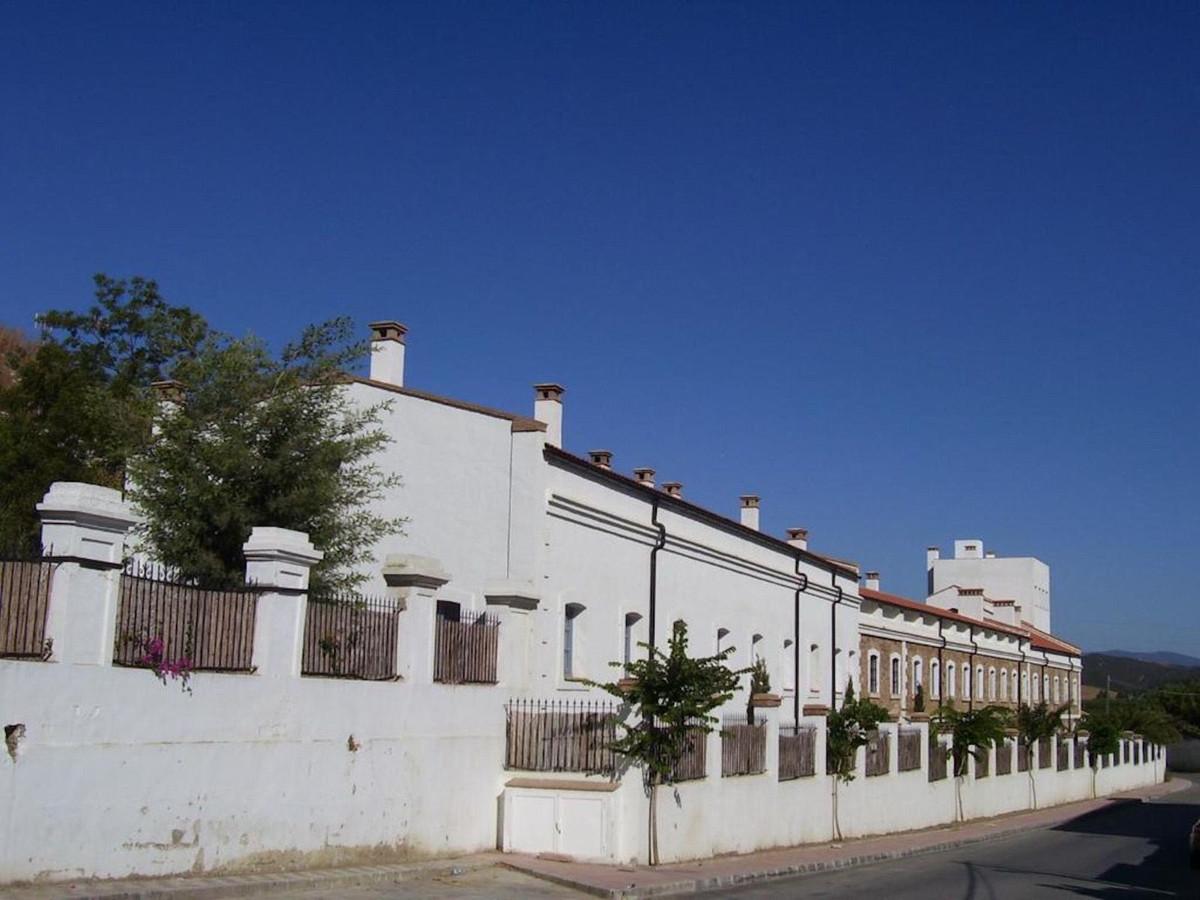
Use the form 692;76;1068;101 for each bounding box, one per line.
434;609;500;684
721;715;766;777
1038;736;1053;769
928;738;948;782
1017;744;1031;772
504;698;618;774
898;728;922;772
779;724;816;780
0;552;56;659
865;729;890;777
974;746;990;778
996;740;1013;775
302;592;401;680
114;561;257;671
1057;739;1070;771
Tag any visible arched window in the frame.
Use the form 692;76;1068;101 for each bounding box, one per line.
931;660;941;698
1000;669;1008;701
1022;670;1029;702
912;657;923;695
961;663;970;700
563;603;585;678
809;643;822;692
946;662;956;699
623;612;642;665
868;651;880;695
717;627;730;656
1043;675;1050;703
751;633;764;666
977;666;985;700
989;667;997;700
890;655;902;698
783;639;796;693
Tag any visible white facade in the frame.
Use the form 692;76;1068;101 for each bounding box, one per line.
927;539;1052;632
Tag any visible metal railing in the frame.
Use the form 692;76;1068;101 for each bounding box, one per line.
504;698;618;774
898;728;922;772
0;552;56;659
721;715;766;777
114;561;257;672
434;609;500;684
302;591;401;680
779;724;816;780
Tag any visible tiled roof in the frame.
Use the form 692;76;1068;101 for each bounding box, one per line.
861;587;1028;639
544;445;860;579
1022;622;1081;656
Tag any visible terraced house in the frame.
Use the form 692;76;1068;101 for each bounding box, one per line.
0;320;1158;885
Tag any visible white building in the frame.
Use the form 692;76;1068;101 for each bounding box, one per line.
926;539;1052;632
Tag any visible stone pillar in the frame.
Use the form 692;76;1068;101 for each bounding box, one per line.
382;554;450;683
244;527;322;679
38;482;137;665
485;579;540;691
756;700;781;778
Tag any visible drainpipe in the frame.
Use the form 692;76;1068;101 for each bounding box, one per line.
968;625;979;712
648;495;667;652
830;570;843;707
793;558;808;725
937;619;946;706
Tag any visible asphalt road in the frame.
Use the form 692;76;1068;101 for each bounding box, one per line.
711;775;1200;899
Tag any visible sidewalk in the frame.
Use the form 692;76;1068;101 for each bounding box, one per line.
503;778;1190;898
2;779;1186;900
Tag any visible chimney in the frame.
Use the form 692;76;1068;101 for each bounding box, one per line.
633;468;656;488
369;321;407;386
151;379;185;405
927;546;940;567
739;495;760;531
589;449;613;470
662;482;683;498
533;383;564;448
786;527;808;550
865;571;880;591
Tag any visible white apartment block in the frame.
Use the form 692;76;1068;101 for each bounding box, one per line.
926;539;1052;632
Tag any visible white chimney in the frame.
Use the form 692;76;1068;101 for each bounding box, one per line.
533;383;564;448
633;467;656;488
786;527;808;550
662;482;683;498
369;321;407;386
954;539;984;560
739;495;760;531
927;546;940;568
589;449;613;470
865;571;880;591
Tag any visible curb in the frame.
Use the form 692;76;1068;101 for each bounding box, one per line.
505;780;1191;899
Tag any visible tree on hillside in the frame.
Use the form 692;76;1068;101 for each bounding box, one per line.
0;325;36;389
590;620;745;866
127;317;404;591
0;276;204;551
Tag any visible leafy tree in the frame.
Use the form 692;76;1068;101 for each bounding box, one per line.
826;680;889;840
0;276;204;551
934;701;1012;822
747;656;771;723
127;318;404;592
1080;716;1121;798
590;620;745;865
1016;701;1069;808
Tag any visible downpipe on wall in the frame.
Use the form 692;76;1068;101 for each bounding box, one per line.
648;495;666;652
793;558;808;725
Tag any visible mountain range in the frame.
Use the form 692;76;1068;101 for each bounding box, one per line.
1083;649;1200;695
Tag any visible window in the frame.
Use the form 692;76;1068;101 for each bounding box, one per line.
868;652;880;695
1022;670;1029;702
809;643;822;692
783;639;796;692
717;627;730;655
563;603;585;678
947;662;956;699
912;657;923;694
1043;675;1050;703
623;612;642;665
751;633;764;666
931;660;941;698
890;656;901;698
1000;669;1008;700
977;666;985;700
962;663;970;700
989;667;997;700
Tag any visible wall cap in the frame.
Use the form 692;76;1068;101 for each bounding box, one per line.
383;554;450;590
242;527;323;566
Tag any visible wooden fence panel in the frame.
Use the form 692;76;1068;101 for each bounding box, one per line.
898;729;922;772
928;739;948;782
865;730;890;777
1038;736;1053;769
779;726;816;780
721;720;766;777
996;740;1013;775
504;699;618;774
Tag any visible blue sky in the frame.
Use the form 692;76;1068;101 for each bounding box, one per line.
2;2;1197;654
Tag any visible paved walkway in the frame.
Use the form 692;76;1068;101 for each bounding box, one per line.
1;779;1186;900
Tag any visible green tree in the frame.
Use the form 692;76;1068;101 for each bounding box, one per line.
0;275;204;551
127;318;404;592
1080;716;1121;798
826;680;889;840
590;620;745;866
1016;701;1069;808
934;701;1012;821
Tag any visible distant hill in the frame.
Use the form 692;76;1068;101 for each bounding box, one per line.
1083;652;1200;695
1097;649;1200;668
